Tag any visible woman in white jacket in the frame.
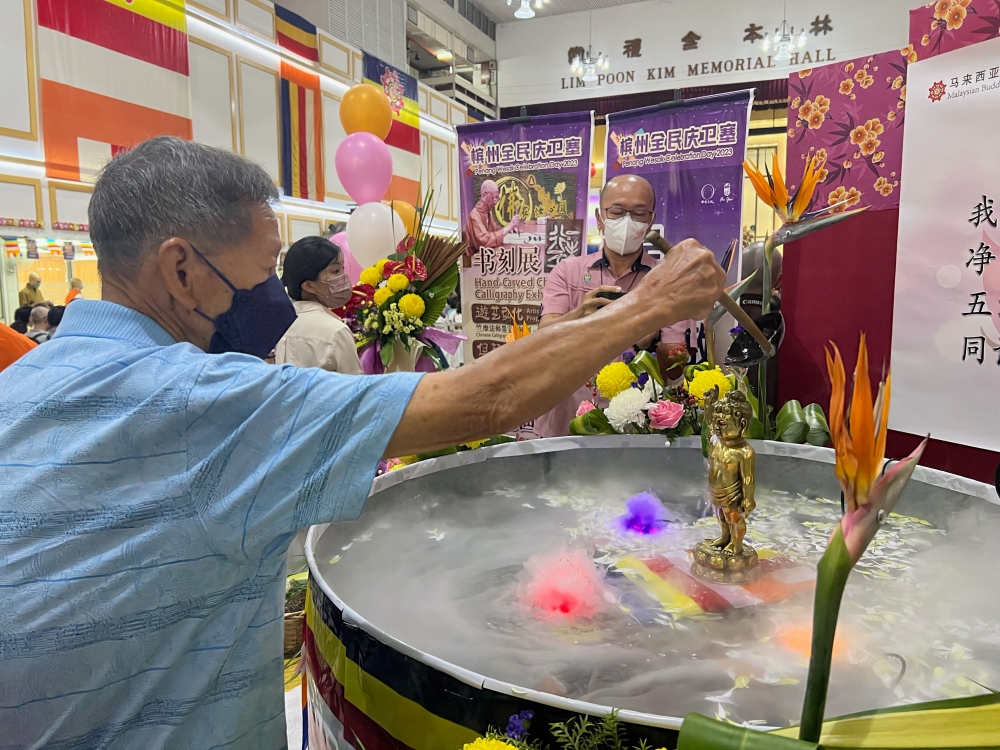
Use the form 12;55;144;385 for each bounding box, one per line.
275;236;363;374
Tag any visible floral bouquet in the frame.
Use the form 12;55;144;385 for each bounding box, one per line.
344;193;467;372
570;352;831;450
569;351;699;439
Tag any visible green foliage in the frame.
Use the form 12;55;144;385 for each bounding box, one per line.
776;400;809;443
569;408;617;436
628;351;663;387
803;403;830;446
548;712;649;750
775;400;830;445
419;260;459;326
379;343;395;368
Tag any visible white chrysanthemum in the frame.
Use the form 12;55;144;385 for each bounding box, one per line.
604;387;650;431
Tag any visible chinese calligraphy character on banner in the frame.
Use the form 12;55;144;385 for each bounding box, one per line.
966;242;996;275
623;38;642;58
963;291;991;316
969;195;997;228
962;336;986;364
567;46;584;64
545;220;583;272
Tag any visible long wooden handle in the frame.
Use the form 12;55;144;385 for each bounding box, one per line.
645;231;775;357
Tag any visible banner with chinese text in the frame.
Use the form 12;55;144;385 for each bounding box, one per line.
456;112;593;365
605;90;753;284
891;35;1000;451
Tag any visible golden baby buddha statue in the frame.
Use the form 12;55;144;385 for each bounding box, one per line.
692;386;759;584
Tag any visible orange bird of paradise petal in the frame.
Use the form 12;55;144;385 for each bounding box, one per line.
771;152;789;213
505;309;530;343
742;159;786;221
791;154;828;221
825;334;891;512
744;154;830;226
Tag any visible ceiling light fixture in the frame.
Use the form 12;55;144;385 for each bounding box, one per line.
514;0;534;19
436;49;453;61
760;2;807;65
569;12;608;81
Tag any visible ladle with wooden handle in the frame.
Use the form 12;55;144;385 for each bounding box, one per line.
645;231;776;358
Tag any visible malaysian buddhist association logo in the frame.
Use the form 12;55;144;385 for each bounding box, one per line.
928;80;947;102
380;67;405;114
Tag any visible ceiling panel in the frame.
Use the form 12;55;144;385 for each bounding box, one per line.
482;0;649;23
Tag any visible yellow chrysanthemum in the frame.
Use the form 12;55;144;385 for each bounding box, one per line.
462;739;517;750
387;273;409;292
373;287;393;307
359;266;381;287
595;361;635;400
398;293;426;319
375;259;391;276
688;368;732;405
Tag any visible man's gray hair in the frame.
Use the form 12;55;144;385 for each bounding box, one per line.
89;136;279;283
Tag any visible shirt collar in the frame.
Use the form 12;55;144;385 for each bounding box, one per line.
589;248;653;273
54;300;177;348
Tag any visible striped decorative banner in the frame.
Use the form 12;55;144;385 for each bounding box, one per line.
363;53;421;205
280;62;324;201
37;0;192;182
275;3;318;63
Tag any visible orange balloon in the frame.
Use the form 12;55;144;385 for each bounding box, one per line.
340;84;393;140
391;201;419;235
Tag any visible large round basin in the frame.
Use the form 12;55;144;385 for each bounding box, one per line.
303;437;1000;749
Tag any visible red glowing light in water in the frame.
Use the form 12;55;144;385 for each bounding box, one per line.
518;546;609;619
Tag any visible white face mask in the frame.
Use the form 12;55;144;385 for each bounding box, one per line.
602;215;649;255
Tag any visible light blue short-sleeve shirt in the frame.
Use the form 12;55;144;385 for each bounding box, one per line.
0;300;422;749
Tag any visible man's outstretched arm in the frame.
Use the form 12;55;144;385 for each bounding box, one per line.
385;239;725;457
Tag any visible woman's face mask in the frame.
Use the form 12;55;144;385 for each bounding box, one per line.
313;272;353;310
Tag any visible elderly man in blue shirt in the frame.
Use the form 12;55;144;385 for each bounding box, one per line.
0;136;724;749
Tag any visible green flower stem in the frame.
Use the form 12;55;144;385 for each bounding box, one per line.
799;525;852;743
757;234;776;438
761;235;775;316
758;361;771;439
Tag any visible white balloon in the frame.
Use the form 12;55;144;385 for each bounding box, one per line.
346;202;407;268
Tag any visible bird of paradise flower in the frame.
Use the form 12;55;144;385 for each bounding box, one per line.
742;153;868;437
669;338;1000;750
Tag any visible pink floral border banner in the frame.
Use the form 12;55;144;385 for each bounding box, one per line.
908;0;1000;62
786;51;908;213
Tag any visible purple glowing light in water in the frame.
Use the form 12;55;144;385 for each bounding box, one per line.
616;491;675;535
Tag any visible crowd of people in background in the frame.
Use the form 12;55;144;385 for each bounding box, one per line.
1;275;80;371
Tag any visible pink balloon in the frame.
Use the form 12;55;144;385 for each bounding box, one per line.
330;231;362;285
335;132;392;205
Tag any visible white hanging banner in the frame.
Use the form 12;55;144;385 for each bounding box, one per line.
891;35;1000;451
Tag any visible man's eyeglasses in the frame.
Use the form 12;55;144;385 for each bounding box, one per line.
604;205;653;222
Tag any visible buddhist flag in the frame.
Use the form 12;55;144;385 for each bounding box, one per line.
280;62;324;201
37;0;192;182
363;53;421;205
275;3;318;63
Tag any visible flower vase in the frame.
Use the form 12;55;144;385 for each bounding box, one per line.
385;339;424;373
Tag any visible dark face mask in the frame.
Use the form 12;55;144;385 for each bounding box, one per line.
192;246;296;359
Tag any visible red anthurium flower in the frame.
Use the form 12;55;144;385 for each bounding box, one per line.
396;236;416;254
403;253;427;281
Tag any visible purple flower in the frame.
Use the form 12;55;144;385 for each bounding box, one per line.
621;349;636;364
505;710;534;739
615;491;676;535
729;324;744;337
